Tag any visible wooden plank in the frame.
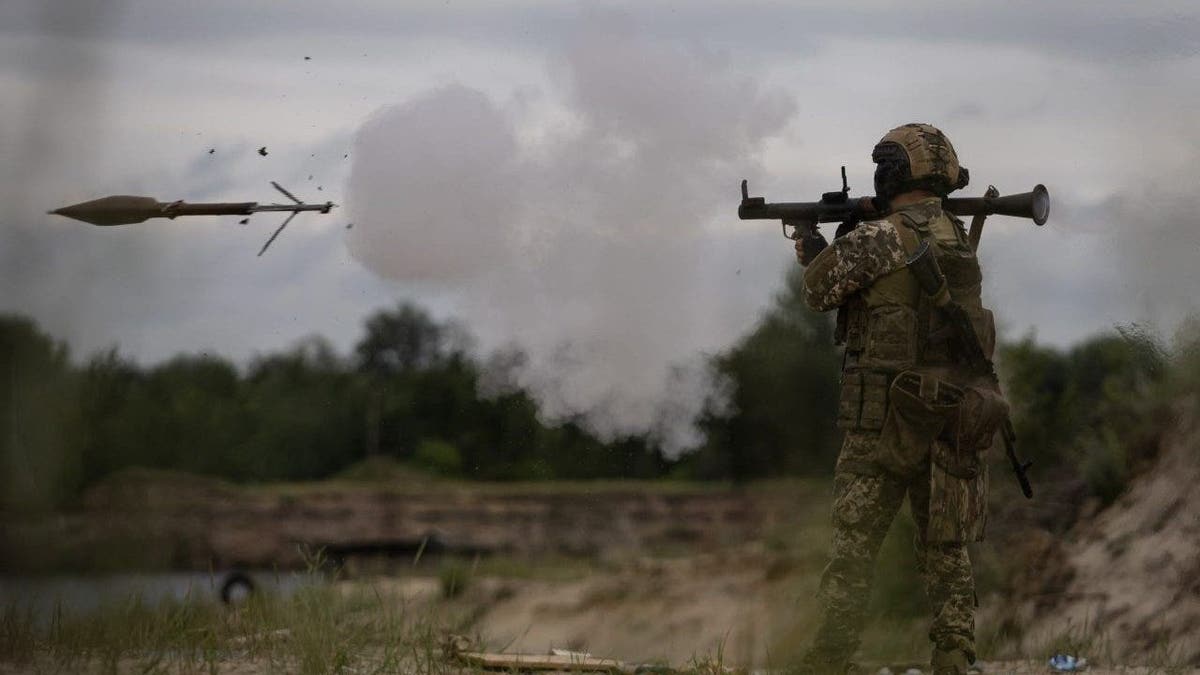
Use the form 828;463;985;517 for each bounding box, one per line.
457;650;627;672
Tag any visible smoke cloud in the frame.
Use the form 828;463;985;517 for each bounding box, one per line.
346;14;794;453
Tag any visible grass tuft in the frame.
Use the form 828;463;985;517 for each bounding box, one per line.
438;561;473;600
0;577;481;674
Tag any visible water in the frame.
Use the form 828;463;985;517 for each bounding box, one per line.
0;570;321;620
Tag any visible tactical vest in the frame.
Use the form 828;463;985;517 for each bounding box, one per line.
832;199;1004;543
837;198;997;431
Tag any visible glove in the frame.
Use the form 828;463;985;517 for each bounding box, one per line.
795;230;828;266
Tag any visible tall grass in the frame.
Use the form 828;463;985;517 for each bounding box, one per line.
0;580;474;674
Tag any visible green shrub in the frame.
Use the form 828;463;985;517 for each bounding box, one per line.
997;328;1167;503
335;456;438;484
415;439;463;476
1081;426;1129;506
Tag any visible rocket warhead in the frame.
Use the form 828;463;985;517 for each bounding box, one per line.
49;196;168;226
49;195;259;225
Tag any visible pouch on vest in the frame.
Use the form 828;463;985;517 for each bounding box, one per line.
836;370;889;431
864;305;918;368
934;384;1009;479
877;371;963;476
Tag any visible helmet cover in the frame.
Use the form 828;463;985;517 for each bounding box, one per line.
872;123;968;199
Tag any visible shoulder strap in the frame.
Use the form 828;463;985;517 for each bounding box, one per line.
885;213;938;365
885;212;927;258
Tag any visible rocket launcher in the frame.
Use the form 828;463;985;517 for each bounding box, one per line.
738;167;1049;241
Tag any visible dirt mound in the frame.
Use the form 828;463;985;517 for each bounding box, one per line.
333;456;443;484
2;474;802;572
81;467;238;512
1008;398;1200;664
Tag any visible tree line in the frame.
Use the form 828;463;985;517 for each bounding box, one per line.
1;266;1186;510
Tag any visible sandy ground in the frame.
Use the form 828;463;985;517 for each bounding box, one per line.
1007;402;1200;665
343;547;818;670
466;553;793;667
359;551;1193;673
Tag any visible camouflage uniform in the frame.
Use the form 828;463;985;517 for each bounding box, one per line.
797;125;1004;674
805;434;976;670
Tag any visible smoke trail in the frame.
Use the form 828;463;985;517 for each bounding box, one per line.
346;13;794;454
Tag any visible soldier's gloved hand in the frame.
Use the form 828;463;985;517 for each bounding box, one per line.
795;230;828;266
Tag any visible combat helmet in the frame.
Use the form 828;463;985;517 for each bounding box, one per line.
872;123;969;201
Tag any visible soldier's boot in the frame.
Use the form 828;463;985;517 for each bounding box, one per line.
930;647;971;675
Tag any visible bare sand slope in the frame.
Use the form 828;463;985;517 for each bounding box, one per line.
1011;399;1200;664
457;548;820;670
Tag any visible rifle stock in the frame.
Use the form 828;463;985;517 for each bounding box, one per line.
1002;418;1034;499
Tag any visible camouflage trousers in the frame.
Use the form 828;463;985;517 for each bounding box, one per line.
802;432;976;671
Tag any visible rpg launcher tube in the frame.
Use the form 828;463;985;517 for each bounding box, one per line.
739;184;1049;226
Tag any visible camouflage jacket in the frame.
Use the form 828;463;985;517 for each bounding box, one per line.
802;219;911;313
801;198;994;372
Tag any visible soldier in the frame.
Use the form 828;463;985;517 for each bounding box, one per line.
794;124;1008;674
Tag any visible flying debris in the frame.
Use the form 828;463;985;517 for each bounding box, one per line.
208;148;215;154
258;146;268;156
49;182;335;257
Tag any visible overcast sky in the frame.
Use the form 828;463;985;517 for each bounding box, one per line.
2;1;1198;446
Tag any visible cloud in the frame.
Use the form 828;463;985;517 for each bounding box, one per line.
345;13;795;453
3;1;1195;65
